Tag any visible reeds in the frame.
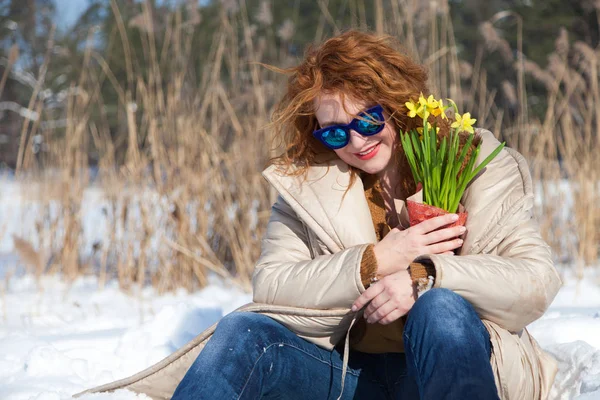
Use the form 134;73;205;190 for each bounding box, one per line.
5;0;599;292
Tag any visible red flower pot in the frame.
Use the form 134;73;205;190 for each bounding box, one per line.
406;200;468;229
396;186;468;255
405;199;468;255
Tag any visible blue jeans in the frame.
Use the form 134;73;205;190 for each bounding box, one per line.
172;288;499;399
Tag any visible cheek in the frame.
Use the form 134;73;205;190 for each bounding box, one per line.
331;126;399;168
381;125;398;146
333;148;356;165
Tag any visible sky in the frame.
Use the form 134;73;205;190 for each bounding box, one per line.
54;0;90;32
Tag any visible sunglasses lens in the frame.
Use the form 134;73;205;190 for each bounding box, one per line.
322;128;348;149
356;111;384;134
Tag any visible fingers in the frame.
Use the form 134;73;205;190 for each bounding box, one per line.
352;282;384;312
379;309;405;325
423;225;466;245
359;271;416;324
411;213;459;235
364;298;396;324
426;237;463;254
364;291;390;317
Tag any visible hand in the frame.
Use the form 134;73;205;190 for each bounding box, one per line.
373;213;465;276
351;269;415;324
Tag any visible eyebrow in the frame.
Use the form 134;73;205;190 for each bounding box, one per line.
319;105;376;128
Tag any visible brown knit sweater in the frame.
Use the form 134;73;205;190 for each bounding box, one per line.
350;173;436;354
350;135;476;353
359;173;436;288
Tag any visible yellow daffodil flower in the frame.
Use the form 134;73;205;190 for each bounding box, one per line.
418;94;447;121
416;122;440;140
419;94;439;112
451;112;477;133
416;127;424;140
405;100;424;119
430;99;448;120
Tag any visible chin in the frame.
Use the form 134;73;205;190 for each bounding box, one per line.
350;153;391;175
354;163;382;174
336;142;394;174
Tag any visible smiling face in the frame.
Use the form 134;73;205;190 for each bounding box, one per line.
313;92;398;175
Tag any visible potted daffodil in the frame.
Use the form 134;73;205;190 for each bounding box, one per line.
399;94;505;230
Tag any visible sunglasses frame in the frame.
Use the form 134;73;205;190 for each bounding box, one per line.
312;104;386;150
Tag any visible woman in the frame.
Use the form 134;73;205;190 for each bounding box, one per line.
171;30;562;399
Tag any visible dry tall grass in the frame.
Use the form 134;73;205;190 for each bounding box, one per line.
6;0;600;292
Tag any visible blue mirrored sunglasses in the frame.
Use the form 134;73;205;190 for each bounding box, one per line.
313;104;386;150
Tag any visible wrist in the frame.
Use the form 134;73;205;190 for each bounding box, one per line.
372;244;391;276
373;244;409;276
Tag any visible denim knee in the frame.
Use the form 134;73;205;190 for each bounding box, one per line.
175;312;289;399
213;312;278;344
405;288;488;348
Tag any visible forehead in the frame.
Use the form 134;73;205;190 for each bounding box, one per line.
313;92;369;123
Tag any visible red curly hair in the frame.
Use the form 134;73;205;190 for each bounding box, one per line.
265;29;429;186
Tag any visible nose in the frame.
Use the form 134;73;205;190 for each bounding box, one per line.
347;129;368;150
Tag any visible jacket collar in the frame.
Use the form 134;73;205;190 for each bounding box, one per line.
262;159;378;253
262;129;534;255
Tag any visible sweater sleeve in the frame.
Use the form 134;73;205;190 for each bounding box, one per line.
360;244;378;287
409;260;436;281
409;260;437;296
360;244;437;290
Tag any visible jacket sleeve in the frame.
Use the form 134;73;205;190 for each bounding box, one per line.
415;210;562;333
252;195;369;309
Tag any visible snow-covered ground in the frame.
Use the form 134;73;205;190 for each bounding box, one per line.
0;268;598;399
0;274;251;400
529;268;600;399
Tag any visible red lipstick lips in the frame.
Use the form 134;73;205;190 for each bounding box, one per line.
354;143;381;160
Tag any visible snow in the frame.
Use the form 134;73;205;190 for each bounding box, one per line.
528;268;600;399
0;269;598;399
0;274;251;400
